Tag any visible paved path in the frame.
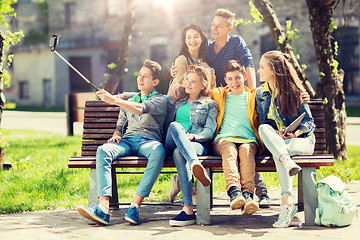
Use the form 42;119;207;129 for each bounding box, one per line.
1;182;359;240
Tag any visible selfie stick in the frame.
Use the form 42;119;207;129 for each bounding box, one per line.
49;35;100;91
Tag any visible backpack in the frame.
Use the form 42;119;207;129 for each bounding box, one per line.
312;172;357;227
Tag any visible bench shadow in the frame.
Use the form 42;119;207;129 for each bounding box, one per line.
24;204;335;238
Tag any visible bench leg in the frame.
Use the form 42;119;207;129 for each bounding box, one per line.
88;168;98;206
110;166;119;208
297;171;304;211
301;167;317;225
196;167;211;225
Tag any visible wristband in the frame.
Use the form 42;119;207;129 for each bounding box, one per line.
293;133;297;138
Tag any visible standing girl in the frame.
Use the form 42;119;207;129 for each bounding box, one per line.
167;24;215;100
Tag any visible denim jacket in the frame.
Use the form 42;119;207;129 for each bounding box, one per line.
255;86;315;137
175;96;219;142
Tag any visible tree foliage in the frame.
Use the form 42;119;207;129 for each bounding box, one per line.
1;0;24;88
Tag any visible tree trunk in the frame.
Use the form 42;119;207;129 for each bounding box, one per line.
0;31;4;168
0;31;4;122
306;0;347;160
111;0;136;94
251;0;316;98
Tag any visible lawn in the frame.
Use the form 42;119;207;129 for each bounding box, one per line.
0;129;359;214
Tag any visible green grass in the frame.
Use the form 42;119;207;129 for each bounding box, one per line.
0;129;359;214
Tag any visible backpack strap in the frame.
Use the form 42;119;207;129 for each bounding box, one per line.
311;172;323;186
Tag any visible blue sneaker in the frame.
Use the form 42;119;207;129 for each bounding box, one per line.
169;211;196;226
125;206;139;224
77;205;110;225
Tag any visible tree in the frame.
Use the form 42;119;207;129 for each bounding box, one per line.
250;0;346;160
306;0;346;160
250;0;316;98
109;0;136;94
0;0;24;168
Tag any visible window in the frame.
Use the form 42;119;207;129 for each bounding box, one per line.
333;27;360;96
19;81;29;99
107;0;124;16
260;34;277;56
65;2;76;26
150;44;167;65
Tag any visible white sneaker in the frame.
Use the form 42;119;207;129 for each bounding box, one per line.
191;161;211;187
283;158;302;176
273;204;298;228
169;175;181;203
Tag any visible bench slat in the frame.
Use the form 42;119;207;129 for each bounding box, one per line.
84;118;118;123
69;154;334;169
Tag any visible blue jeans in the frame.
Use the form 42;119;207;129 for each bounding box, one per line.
96;136;165;198
258;124;315;195
165;122;207;206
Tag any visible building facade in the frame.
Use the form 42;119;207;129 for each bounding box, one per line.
7;0;360;108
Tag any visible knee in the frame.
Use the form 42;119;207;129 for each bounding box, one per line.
149;144;166;162
258;124;272;137
96;143;109;157
168;122;182;132
239;143;258;156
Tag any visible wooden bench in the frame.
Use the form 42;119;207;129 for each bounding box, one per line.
69;99;334;225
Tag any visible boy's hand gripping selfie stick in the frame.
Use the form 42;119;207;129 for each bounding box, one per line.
49;35;100;91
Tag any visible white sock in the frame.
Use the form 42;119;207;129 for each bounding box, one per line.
99;204;109;214
131;202;140;210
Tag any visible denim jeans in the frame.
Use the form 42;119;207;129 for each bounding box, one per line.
165;122;207;206
258;124;315;195
96;136;165;198
255;172;268;197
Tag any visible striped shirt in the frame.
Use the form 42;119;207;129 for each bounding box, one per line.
207;35;254;87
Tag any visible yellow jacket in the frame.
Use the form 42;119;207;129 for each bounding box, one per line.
211;86;263;153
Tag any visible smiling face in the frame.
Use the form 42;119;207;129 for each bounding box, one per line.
225;70;245;95
137;66;158;94
185;28;202;53
211;16;232;41
183;72;205;97
258;57;275;86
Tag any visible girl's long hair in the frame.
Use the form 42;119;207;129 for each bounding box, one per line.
262;50;306;115
178;24;208;65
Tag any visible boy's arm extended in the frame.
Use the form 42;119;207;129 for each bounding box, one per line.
97;89;144;115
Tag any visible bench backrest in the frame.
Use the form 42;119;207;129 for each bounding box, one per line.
80;99;327;157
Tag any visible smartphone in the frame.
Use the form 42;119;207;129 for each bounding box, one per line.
49;35;60;51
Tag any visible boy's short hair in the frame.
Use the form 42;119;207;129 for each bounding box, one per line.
143;59;162;80
224;60;246;76
214;8;235;26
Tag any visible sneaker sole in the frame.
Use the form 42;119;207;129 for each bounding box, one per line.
169;219;196;227
289;166;302;177
259;201;271;208
169;176;180;203
230;197;246;210
192;164;211;187
77;206;109;225
273;221;291;228
125;216;139;225
243;201;259;215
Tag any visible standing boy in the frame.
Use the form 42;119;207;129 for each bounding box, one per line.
77;60;169;225
208;8;256;89
212;60;260;215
